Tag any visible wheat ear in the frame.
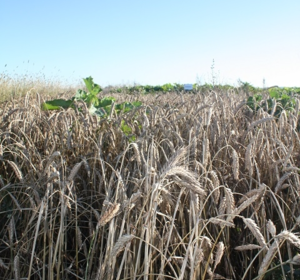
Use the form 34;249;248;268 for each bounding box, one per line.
275;172;293;193
208;218;235;228
266;219;276;237
67;161;83;181
257;241;278;279
247;117;274;133
235;244;262;251
234;194;260;216
111;234;134;257
7;160;23;181
14;254;20;280
98;203;120;227
131;142;141;166
231;148;239;180
213;242;224;271
242;218;267;249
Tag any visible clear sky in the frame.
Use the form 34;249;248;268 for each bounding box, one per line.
1;0;300;87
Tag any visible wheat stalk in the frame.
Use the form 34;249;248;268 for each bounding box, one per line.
0;258;8;270
0;176;4;188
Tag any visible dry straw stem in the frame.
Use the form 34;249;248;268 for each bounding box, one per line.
0;176;4;188
98;202;120;227
0;258;8;270
235;244;262;251
242;218;267;249
111;234;134;257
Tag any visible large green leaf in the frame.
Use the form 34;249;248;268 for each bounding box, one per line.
269;88;280;99
121;120;132;135
97;97;115;108
74;89;88;100
115;101;142;113
89;104;107;117
83;76;102;95
41;99;73;110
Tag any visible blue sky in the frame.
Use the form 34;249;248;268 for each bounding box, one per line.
1;1;299;87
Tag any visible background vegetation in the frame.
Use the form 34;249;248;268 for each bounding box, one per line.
0;75;300;279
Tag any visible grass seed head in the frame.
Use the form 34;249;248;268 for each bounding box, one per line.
98;203;120;227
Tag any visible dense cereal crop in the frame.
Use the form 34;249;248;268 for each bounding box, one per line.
0;86;299;279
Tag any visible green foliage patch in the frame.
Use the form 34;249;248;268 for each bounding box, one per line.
41;76;142;118
247;87;299;118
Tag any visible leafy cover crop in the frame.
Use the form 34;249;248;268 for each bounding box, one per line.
247;87;300;118
41;76;142;118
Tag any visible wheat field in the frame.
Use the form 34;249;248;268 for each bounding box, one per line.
0;83;299;280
